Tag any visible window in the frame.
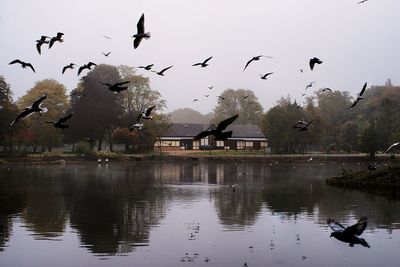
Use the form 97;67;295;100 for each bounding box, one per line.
155;140;180;147
200;137;209;146
193;140;200;150
237;141;245;150
216;140;224;147
261;141;268;148
245;141;253;149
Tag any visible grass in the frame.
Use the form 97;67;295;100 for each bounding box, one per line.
189;150;266;156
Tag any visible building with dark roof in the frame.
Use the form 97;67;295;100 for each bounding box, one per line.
155;123;268;150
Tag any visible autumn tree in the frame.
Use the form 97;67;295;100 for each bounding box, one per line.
16;79;69;152
213;89;263;125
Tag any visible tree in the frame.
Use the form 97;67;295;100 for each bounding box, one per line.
360;121;378;159
112;128;139;152
16;79;69;152
169;108;214;124
67;64;124;151
213;89;263;125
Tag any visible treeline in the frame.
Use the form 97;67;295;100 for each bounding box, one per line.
0;64;169;153
262;79;400;157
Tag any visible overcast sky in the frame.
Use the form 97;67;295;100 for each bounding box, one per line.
1;0;399;114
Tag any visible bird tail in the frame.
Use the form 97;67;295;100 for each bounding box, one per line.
40;107;48;114
145;32;151;39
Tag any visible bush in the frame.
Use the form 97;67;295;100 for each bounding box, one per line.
75;142;96;159
96;151;122;159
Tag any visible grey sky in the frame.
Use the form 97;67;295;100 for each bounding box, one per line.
1;0;399;114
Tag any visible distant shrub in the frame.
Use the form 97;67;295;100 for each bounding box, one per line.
75;142;96;159
326;143;337;153
96;151;122;159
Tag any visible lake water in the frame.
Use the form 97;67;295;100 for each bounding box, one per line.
1;161;400;267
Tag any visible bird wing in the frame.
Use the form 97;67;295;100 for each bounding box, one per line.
58;113;73;124
77;65;86;75
9;59;23;65
386;142;400;152
309;59;315;70
359;82;367;96
145;105;156;116
350;99;359;109
10;109;34;125
159;65;173;74
243;58;254;71
216;114;239;132
116;81;130;86
36;42;42;55
203;56;213;64
32;94;47;109
327;218;346;232
62;66;68;74
137;13;145;34
194;130;212;140
344;217;368;236
133;36;142;49
26;63;35;73
192;63;202;66
87;62;97;68
49;37;56;48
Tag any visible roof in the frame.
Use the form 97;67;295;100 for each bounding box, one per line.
163;123;267;139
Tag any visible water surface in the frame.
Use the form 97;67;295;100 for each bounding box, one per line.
1;161;400;266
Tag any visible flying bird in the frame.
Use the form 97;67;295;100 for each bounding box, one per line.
77;62;97;76
130;116;143;131
204;95;210;97
138;64;154;70
45;113;73;129
293;120;313;131
36;36;50;55
132;13;150;49
152;65;173;76
322;88;332;92
327;217;369;248
260;72;274;80
217;95;225;101
350;82;367;109
62;63;76;74
299;68;304;73
309;57;323;70
10;94;47;126
305;81;316;90
139;105;156;120
386;142;400;153
9;59;35;73
100;81;130;93
103;35;112;39
192;56;213;68
194;114;239;141
193;99;199;102
358;0;368;4
243;55;273;71
49;32;64;49
208;86;214;90
101;52;111;57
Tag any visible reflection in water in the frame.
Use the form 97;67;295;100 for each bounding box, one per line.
0;162;400;266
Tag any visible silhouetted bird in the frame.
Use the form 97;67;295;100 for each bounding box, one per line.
358;0;368;4
305;81;316;90
10;94;47;125
322;88;332;92
36;36;50;55
132;13;150;49
327;217;370;248
62;63;76;74
138;64;154;70
243;55;273;71
9;59;35;73
152;65;173;76
192;56;213;68
309;57;323;70
49;32;64;48
299;68;304;73
103;35;112;39
350;82;367;109
100;81;130;93
293;120;313;131
45;113;73;129
260;72;274;80
204;95;210;97
217;95;225;101
77;62;97;76
194;114;239;141
101;52;111;57
208;86;214;90
139;105;156;120
386;142;400;153
193;99;199;102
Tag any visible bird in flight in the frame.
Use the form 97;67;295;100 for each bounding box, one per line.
243;55;273;71
309;57;323;70
192;56;213;68
194;114;239;141
305;81;316;90
49;32;64;49
100;81;130;93
36;36;50;55
10;94;48;126
45;113;73;129
293;120;313;131
152;65;173;76
139;105;156;120
193;99;199;102
101;52;111;57
62;63;76;74
327;217;369;248
138;64;154;71
9;59;35;73
299;68;304;73
130;115;143;132
350;82;367;109
260;72;274;80
77;62;97;76
103;35;112;39
132;13;150;49
358;0;368;4
322;88;332;92
386;142;400;153
208;86;214;90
